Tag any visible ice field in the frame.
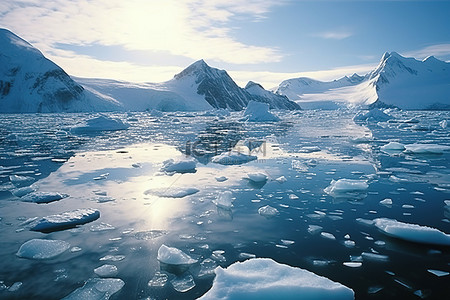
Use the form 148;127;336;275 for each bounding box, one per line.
0;109;449;299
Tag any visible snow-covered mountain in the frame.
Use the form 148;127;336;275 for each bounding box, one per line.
0;29;121;113
244;81;300;110
274;52;450;110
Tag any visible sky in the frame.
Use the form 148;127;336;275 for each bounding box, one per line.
1;0;449;88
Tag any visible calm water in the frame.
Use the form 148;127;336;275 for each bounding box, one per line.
0;110;449;299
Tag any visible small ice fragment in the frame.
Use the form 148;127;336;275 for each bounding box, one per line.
99;255;125;262
16;239;70;259
134;230;167;240
344;234;351;239
213;191;234;209
70;116;129;134
7;282;22;292
353;109;392;122
246;172;268;183
148;272;168;287
171;274;196;293
11;186;35;197
70;247;82;253
343;262;362;268
289;194;299;200
211;151;257;165
90;223;115;232
380;142;405;152
274;176;287;183
344;240;356;248
361;252;389;262
281;239;295;246
239;252;256;259
324;179;368;198
198;259;218;277
307;225;323;235
61;278;124;300
368;286;384;294
439;120;447;129
161;158;197;173
379;198;393;206
427;269;449;277
356;218;374;226
215;176;228;182
402;204;414;209
9;175;34;186
211;250;227;263
404;143;450;154
320;232;336;240
94;264;118;277
157;244;197;265
258;205;279;218
374;240;386;247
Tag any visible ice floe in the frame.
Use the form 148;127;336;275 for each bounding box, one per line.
258;205;280;218
94;264;118;277
243;101;280;122
380;142;405;152
246;172;268;183
30;208;100;233
211;151;257;165
16;239;70;259
148;271;169;287
373;218;450;246
170;273;196;293
11;186;35;197
353;109;393;123
157;244;198;265
70;115;129;134
20;192;69;204
61;278;124;300
213;191;234;209
403;143;450;154
324;179;369;198
145;187;199;198
160;158;197;173
427;269;449;277
197;258;354;299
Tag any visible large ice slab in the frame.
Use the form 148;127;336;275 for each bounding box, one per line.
20;192;69;204
16;239;70;259
211;151;257;165
70;115;129;134
243;101;280;122
374;218;450;246
157;244;198;265
30;208;100;233
198;258;354;299
403;143;450;154
61;278;124;300
324;179;368;198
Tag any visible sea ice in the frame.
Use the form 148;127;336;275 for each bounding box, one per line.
373;218;450;246
361;252;389;262
171;273;196;293
307;225;323;235
11;186;35;197
157;244;198;265
380;142;405;152
16;238;70;259
243;101;280;122
211;151;257;165
246;172;268;183
320;232;336;240
70;115;129;134
353;109;393;123
324;179;369;197
403;143;450;154
427;269;449;277
379;198;393;206
197;258;354;299
275;176;287;183
146;187;199;198
213;191;234;209
20;192;69;204
61;278;124;300
148;272;169;287
161;158;197;173
258;205;280;217
30;208;100;233
94;264;118;277
9;175;34;186
215;176;228;182
439;120;447;129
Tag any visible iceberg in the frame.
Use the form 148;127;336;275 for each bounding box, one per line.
373;218;450;246
16;239;70;259
157;244;198;265
258;205;280;218
353;109;393;123
403;143;450;154
70;115;129;134
197;258;354;299
211;151;257;165
30;208;100;233
20;192;69;204
61;278;124;300
243;101;280;122
160;158;197;173
213;191;234;209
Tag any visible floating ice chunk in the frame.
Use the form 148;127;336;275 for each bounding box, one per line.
380;142;405;152
427;269;449;277
171;273;196;293
161;158;197;173
379;198;393;206
213;191;234;209
258;205;279;218
215;176;228;182
94;264;118;277
16;239;70;259
148;272;169;287
7;282;22;292
246;172;268;183
439;120;448;129
20;192;69;204
198;258;218;277
211;151;257;165
99;255;125;262
243;101;280;122
9;175;34;186
361;252;389;262
197;258;354;300
275;176;287;183
353;109;393;122
70;115;129;134
157;244;198;265
320;232;336;240
343;262;362;268
11;186;35;197
146;187;199;198
239;252;257;259
299;146;321;153
324;179;368;197
373;218;450;246
30;208;100;233
90;223;115;232
61;278;124;300
134;230;167;240
403;143;450;154
343;240;356;248
308;225;323;235
356;218;374;226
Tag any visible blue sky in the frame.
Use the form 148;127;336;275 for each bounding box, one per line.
1;0;449;88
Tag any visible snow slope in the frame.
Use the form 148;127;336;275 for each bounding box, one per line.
0;29;121;113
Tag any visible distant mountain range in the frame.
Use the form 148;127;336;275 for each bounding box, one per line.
1;28;449;112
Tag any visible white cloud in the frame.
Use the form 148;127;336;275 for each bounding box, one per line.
313;30;353;40
403;44;450;60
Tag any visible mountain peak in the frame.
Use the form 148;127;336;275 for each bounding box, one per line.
173;59;218;80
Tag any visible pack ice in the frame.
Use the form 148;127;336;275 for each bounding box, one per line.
157;244;198;265
30;208;100;233
70;115;129;134
243;101;280;122
16;239;70;259
61;278;124;300
198;258;354;299
374;218;450;246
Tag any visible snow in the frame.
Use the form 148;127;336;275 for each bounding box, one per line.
146;187;199;198
213;191;234;209
324;179;369;196
20;192;68;204
197;258;354;300
30;208;100;233
157;244;198;265
70;116;129;134
16;239;70;259
211;151;258;165
258;205;280;217
61;278;124;300
374;218;450;246
243;101;280;122
403;143;450;154
160;158;197;173
246;172;268;183
380;142;405;152
353;109;393;122
94;264;118;277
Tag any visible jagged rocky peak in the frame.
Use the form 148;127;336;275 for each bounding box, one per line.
174;59;226;81
245;81;264;90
